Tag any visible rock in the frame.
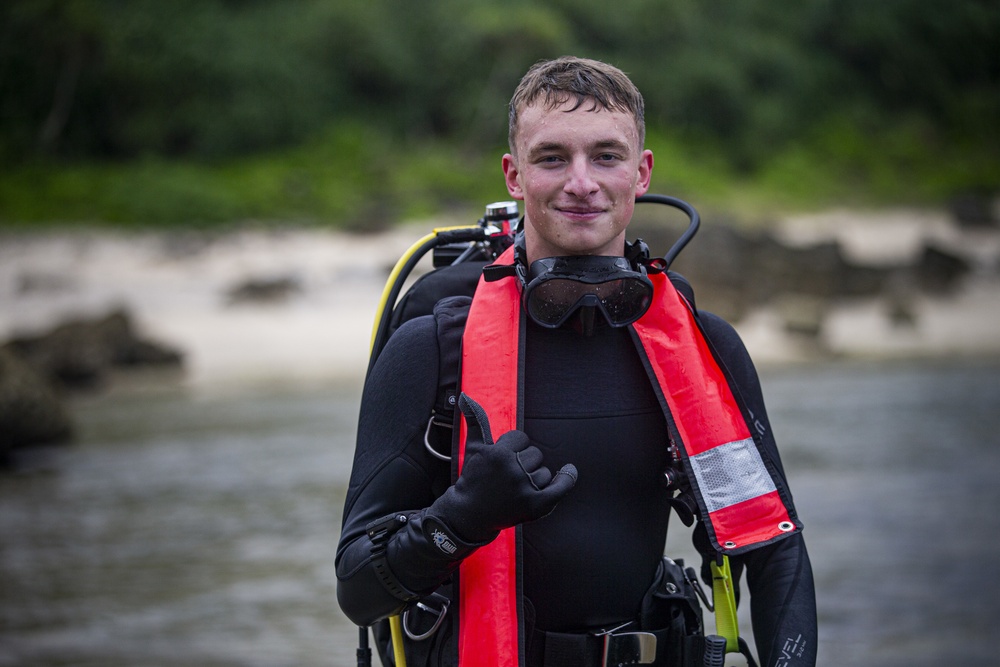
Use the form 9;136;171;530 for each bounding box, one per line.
774;295;828;337
662;223;892;321
0;347;73;455
758;233;889;299
2;308;184;391
916;244;971;293
883;272;919;328
16;271;74;295
666;225;764;321
948;192;999;229
224;275;301;305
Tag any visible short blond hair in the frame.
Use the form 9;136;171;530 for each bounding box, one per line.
508;56;646;152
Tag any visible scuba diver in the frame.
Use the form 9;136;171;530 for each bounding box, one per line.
336;56;817;667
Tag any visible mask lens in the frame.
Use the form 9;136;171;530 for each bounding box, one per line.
527;279;594;326
526;273;653;328
593;278;652;323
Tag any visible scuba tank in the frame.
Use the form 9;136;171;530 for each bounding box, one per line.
366;201;520;379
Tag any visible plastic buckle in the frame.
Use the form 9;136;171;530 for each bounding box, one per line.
366;513;408;547
597;623;657;666
685;565;714;612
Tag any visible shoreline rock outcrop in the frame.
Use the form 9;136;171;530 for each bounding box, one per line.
3;308;184;392
632;215;980;345
0;347;73;459
0;308;184;460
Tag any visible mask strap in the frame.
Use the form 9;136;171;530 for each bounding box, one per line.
483;263;518;282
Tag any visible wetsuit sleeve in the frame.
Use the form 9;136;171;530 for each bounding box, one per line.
699;311;818;667
742;534;817;666
336;316;478;627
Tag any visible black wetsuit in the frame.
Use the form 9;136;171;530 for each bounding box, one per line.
337;308;817;666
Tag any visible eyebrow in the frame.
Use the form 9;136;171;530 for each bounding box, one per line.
593;139;631;153
525;142;564;159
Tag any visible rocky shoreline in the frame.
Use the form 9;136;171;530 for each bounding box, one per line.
2;203;998;454
0;309;183;457
635;203;1000;362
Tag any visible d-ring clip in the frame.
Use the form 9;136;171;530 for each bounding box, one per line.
424;416;452;462
403;593;450;641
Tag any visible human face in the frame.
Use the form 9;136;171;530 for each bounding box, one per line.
503;98;653;262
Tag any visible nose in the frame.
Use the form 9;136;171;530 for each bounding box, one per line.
563;158;599;198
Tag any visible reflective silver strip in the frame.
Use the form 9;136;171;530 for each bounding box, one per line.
688;437;776;513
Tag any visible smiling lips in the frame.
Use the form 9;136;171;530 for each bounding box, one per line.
556;205;605;220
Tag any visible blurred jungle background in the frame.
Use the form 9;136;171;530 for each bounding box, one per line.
2;0;997;225
2;2;999;666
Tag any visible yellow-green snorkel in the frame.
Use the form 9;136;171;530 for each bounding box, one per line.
712;556;740;652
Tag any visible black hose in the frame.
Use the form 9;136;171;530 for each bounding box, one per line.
357;626;372;667
636;194;700;270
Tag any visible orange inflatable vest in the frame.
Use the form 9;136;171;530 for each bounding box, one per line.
454;245;800;666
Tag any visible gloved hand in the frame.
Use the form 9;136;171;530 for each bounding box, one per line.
428;393;578;544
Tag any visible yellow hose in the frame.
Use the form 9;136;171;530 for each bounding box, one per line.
369;225;484;352
370;231;438;351
389;615;407;667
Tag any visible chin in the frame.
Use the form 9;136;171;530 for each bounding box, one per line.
563;237;622;257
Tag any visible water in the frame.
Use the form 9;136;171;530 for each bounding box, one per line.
0;381;363;667
759;358;1000;666
1;359;998;666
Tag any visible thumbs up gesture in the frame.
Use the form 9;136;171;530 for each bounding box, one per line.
427;393;578;544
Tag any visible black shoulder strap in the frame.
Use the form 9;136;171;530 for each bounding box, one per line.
389;261;485;336
667;270;696;311
424;296;472;459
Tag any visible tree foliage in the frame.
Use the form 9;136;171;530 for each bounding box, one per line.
1;0;997;182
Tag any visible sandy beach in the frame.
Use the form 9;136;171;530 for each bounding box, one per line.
2;208;998;390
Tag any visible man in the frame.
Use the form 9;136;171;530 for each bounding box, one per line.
337;56;817;667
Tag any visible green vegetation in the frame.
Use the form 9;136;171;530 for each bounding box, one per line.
0;126;504;229
2;0;997;229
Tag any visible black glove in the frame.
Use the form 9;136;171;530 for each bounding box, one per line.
427;393;578;544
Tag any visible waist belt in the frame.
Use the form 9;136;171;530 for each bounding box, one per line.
529;625;672;667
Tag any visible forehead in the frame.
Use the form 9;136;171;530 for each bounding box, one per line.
514;98;641;152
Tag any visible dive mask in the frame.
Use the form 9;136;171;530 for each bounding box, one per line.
519;255;654;329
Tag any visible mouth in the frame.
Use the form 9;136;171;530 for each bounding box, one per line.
556;206;605;221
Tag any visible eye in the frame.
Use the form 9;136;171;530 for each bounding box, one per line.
536;155;564;166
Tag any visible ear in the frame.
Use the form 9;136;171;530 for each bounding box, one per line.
502;154;524;200
634;149;654;197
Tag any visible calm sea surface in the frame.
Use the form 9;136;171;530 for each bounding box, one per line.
2;358;998;666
